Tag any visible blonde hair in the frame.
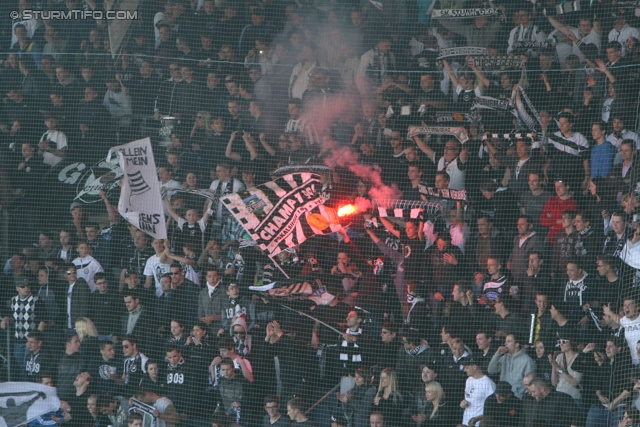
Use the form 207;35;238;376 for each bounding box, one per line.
75;317;99;341
424;381;445;419
196;110;212;135
377;368;403;404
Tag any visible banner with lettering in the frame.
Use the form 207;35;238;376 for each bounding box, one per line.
432;8;500;18
221;173;340;255
417;185;468;202
407;125;469;143
107;138;167;239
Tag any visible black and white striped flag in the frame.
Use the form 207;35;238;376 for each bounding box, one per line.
222;173;341;256
127;171;151;195
373;199;445;219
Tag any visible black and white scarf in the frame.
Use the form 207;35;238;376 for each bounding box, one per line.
406;294;426;325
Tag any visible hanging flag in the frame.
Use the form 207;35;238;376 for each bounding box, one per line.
0;383;60;427
107;138;167;239
221;173;340;255
369;0;383;10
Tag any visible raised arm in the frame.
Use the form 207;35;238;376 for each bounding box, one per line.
442;59;460;88
467;56;489;89
225;131;242;161
163;195;182;223
242;132;259;160
100;190;120;225
258;133;276;156
547;15;573;37
379;216;401;238
412;131;436;163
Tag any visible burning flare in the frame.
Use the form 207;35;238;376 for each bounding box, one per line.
337;204;358;217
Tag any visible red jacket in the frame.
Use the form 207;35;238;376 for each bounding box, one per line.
540;196;579;244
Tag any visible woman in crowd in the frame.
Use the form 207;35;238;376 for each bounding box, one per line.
373;368;405;426
336;367;377;427
421;381;456;426
75;317;100;359
549;333;584;412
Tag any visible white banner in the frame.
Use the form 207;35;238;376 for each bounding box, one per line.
107;138;167;239
0;383;60;427
432;8;499;18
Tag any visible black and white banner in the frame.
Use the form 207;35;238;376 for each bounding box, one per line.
512;41;550;50
273;164;331;176
372;199;445;216
129;398;158;427
436;111;480;123
543;1;581;15
163;187;216;201
432;8;500;19
416;186;467;202
512;85;543;132
407;125;469;143
482;133;535;141
0;383;60;427
437;46;487;59
473;96;512;111
222;173;340;256
107;138;167;239
472;56;526;70
249;274;337;305
614;0;640;7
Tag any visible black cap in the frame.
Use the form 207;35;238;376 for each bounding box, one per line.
459;357;477;366
495;381;513;396
330;412;348;426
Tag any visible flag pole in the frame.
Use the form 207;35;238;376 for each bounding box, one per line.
268;254;291;279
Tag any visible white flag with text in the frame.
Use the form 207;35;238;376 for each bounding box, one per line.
107;138;167;239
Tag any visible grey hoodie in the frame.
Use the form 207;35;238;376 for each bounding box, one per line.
487;347;536;398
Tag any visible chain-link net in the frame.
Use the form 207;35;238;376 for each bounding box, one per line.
1;0;640;426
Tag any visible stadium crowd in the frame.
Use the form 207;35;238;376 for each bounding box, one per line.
5;0;640;427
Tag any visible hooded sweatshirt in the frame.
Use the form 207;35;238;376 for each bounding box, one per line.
487;348;535;399
395;342;431;392
229;315;252;357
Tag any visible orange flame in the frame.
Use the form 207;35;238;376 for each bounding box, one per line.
337;204;358;217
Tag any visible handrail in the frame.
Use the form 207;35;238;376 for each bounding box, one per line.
3;325;10;381
305;383;340;415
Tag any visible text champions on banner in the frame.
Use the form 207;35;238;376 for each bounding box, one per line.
107;138;167;239
431;8;500;19
221;173;340;256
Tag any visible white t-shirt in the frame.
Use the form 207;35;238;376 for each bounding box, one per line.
437;157;466;190
40;130;68;166
620;314;640;365
570;27;601;59
153;397;177;427
463;375;496;426
608;24;640;56
73;255;103;292
144;254;172;297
